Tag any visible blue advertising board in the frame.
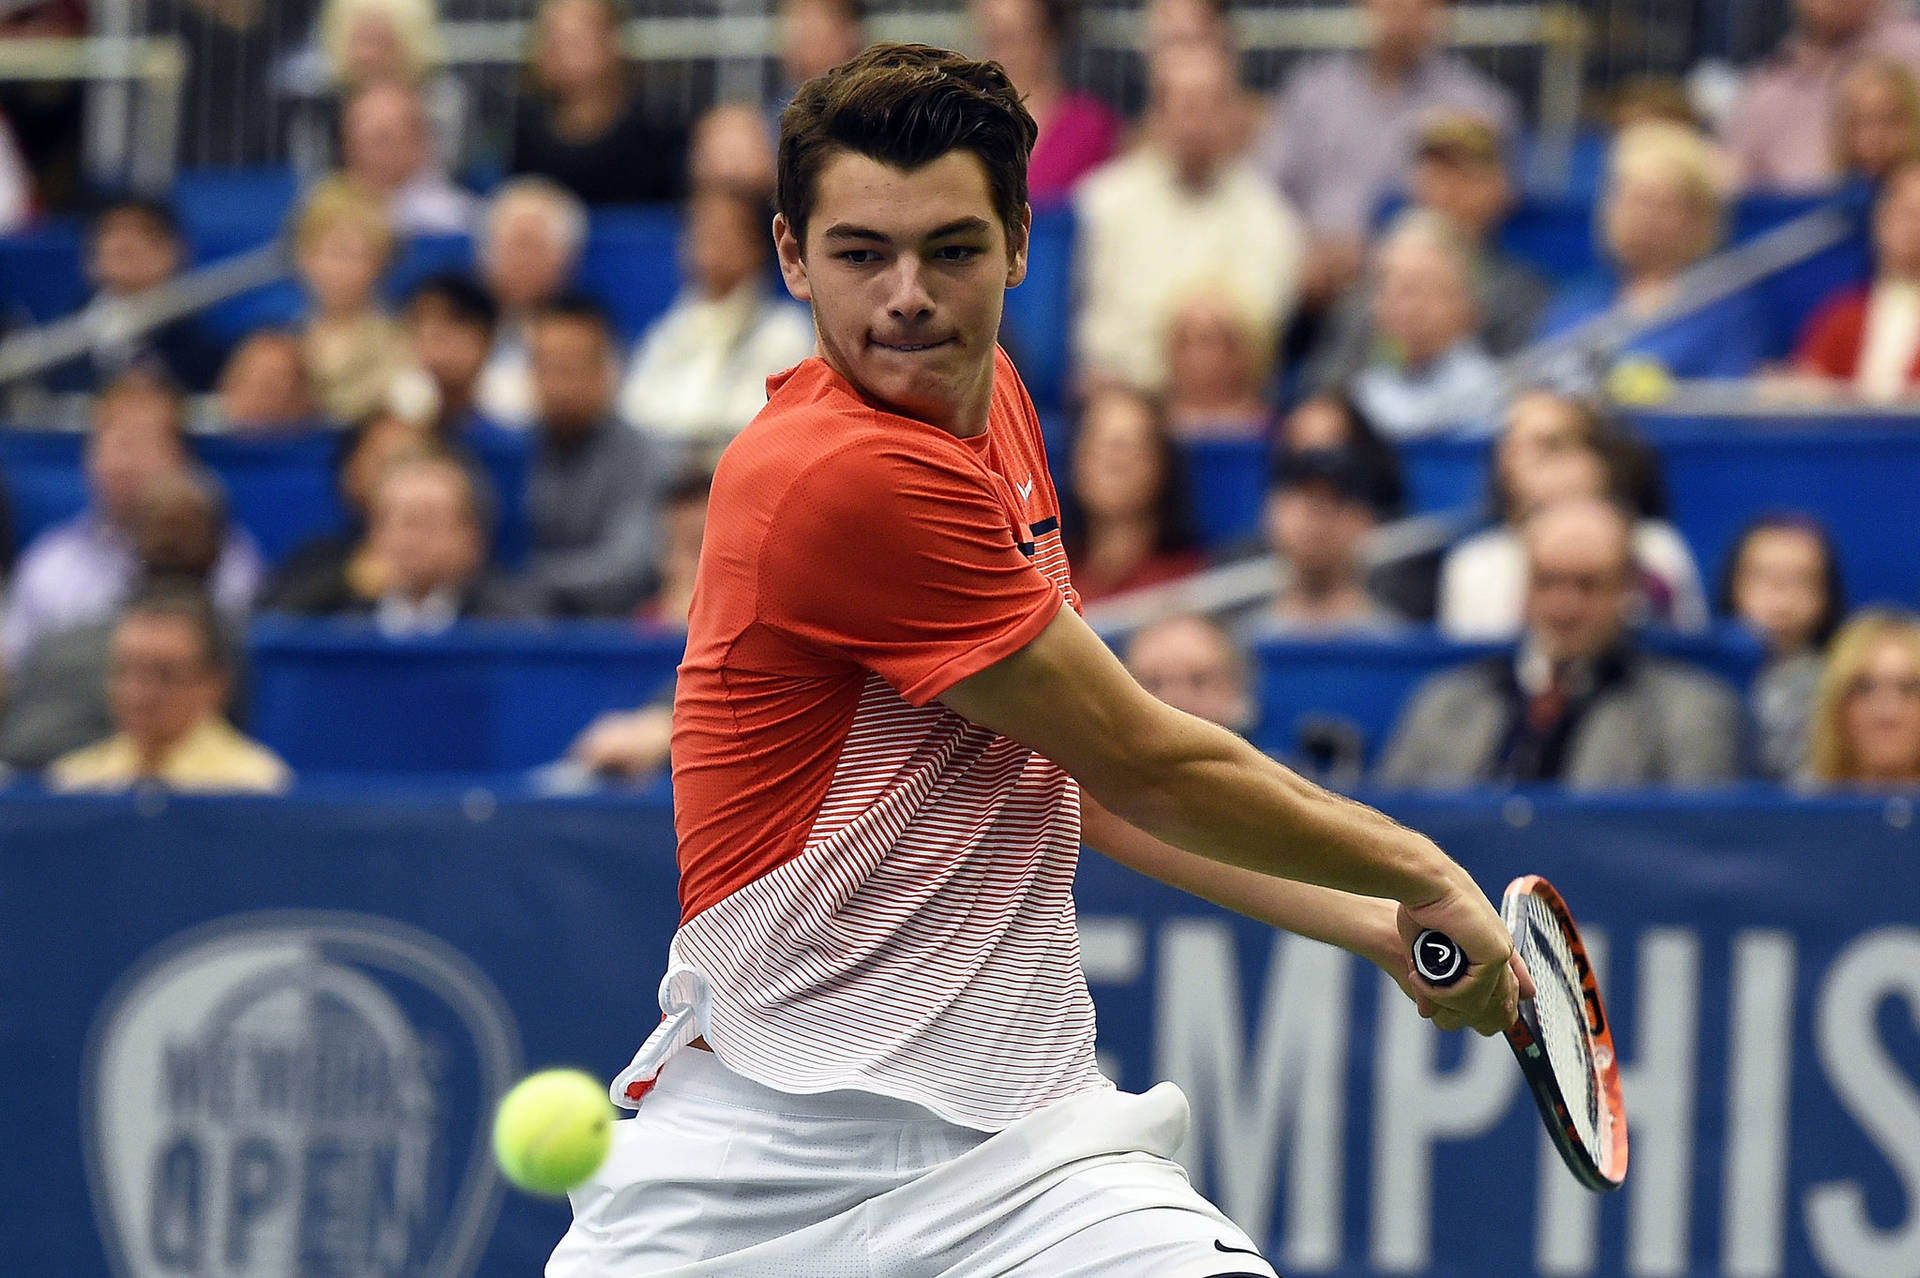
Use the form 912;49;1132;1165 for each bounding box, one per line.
1;788;1915;1276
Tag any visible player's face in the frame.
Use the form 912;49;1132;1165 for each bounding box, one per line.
776;149;1029;438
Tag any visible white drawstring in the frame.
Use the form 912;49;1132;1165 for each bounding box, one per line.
609;964;711;1110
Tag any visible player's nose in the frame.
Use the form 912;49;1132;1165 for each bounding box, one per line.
883;260;934;322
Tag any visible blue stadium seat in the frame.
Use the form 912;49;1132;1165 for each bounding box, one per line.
1181;438;1270;546
1248;627;1765;769
1001;204;1075;413
173;167;301;252
246;618;684;773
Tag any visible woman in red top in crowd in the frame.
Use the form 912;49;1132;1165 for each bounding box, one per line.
1795;158;1920;400
1062;385;1205;601
971;0;1120;206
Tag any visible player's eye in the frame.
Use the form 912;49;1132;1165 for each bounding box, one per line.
934;245;982;263
836;249;881;266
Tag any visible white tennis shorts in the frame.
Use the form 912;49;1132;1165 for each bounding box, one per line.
546;1048;1279;1277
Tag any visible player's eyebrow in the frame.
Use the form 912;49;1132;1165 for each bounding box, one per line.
821;217;993;244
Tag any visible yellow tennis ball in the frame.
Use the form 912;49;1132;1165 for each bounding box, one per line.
492;1068;615;1196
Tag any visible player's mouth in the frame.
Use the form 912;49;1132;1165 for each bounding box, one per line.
869;336;955;354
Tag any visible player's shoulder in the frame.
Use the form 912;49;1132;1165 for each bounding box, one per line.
714;359;986;522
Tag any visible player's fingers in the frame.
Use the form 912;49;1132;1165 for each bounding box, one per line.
1511;949;1536;1002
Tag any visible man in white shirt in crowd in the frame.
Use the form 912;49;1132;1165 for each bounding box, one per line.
1253;0;1517;308
619;186;814;458
1073;41;1306;394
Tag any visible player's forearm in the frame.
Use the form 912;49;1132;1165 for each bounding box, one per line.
1081;794;1403;969
1090;709;1463;908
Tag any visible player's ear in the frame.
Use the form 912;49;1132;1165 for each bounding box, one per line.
1004;204;1031;290
773;213;813;303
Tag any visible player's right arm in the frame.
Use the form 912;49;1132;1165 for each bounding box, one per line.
940;604;1522;1035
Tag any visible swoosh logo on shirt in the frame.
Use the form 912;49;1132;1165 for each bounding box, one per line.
1213;1238;1268;1259
1016;476;1034;501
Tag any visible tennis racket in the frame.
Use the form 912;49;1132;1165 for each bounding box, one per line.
1411;874;1628;1193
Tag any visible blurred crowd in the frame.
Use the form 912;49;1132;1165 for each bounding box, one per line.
0;0;1916;796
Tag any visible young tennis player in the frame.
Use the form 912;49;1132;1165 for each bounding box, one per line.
548;43;1529;1276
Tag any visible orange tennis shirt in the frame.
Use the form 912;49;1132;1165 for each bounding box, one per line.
662;346;1107;1129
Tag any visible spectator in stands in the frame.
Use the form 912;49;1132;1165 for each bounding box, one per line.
1720;514;1847;782
1;375;262;674
293;176;410;424
209;330;318;433
339;77;476;235
1062;386;1204;602
1253;0;1519;309
396;273;500;437
1534;121;1767;384
555;471;712;782
527;297;670;615
1276;393;1441;619
1242;446;1403;640
772;0;867;126
1139;0;1259;144
48;587;290;793
1074;43;1306;394
1164;293;1276;440
973;0;1119;206
1380;496;1742;789
1307;113;1549;390
353;449;532;634
1123;614;1254;734
1610;74;1702;133
619;188;813;457
1794;159;1920;400
47;196;226;395
689;102;778;201
0;466;241;770
1438;389;1707;638
1805;608;1920;789
476;177;587;428
1275;394;1405;514
284;0;469;180
1833;58;1920;187
1722;0;1920;192
633;470;710;631
1347;210;1506;440
563;697;674;781
263;411;426;615
511;0;686;205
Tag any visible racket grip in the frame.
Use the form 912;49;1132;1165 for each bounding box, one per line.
1412;929;1468;987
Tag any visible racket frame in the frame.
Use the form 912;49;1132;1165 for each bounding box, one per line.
1499;874;1629;1193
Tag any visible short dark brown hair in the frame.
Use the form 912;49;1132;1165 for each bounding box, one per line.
776;42;1038;248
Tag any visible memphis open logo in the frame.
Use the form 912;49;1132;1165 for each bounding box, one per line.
82;911;523;1278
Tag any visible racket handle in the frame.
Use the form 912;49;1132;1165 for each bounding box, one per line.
1412;928;1468;987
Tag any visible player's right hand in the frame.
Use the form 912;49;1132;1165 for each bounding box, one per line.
1395;886;1533;1036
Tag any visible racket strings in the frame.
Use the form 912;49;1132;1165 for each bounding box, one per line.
1514;893;1602;1152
